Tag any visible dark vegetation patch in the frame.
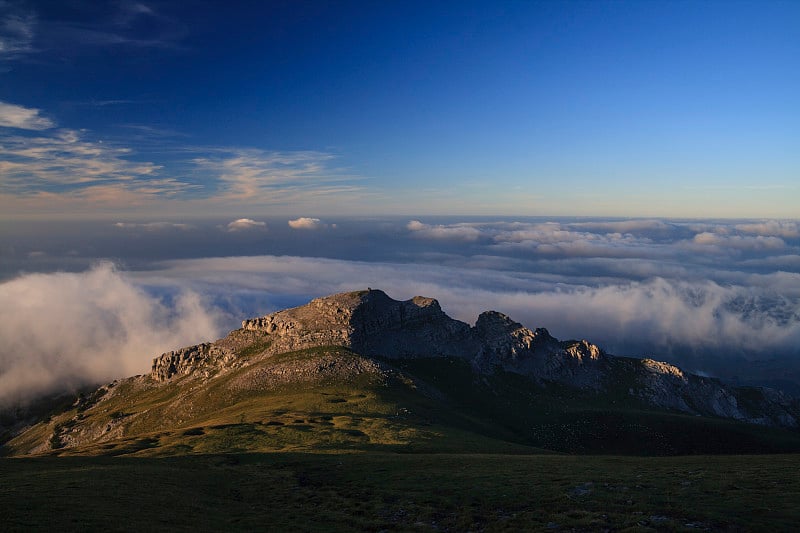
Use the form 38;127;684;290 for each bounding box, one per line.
2;453;799;531
386;356;800;455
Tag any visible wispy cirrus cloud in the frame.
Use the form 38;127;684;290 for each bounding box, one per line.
0;128;190;195
35;1;185;53
0;128;157;185
0;4;35;58
1;1;187;67
0;102;367;215
193;149;363;204
0;100;54;130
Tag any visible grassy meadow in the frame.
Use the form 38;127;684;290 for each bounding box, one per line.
2;451;799;531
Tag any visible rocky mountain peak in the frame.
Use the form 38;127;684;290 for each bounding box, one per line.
146;288;800;429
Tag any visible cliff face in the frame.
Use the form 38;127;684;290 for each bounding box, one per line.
149;288;800;428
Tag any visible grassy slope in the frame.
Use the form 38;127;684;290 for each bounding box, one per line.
6;348;800;457
2;452;799;531
4;348;542;457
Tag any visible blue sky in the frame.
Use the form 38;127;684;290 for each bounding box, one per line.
1;0;798;217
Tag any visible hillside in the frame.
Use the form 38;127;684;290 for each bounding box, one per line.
4;289;800;457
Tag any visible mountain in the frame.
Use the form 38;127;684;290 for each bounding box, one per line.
4;289;800;457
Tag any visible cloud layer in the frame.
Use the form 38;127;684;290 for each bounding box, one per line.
0;263;224;406
139;254;800;361
2;217;799;403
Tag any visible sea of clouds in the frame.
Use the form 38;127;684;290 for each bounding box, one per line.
1;217;799;404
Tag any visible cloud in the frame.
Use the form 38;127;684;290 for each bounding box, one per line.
0;132;369;215
0;101;54;130
0;263;224;406
140;254;800;363
740;255;800;270
226;218;267;232
27;1;186;54
0;6;35;58
689;232;786;251
0;122;367;214
407;220;483;241
0;128;166;189
735;221;800;239
0;97;374;216
288;217;323;230
193;148;364;205
114;222;193;231
3;217;800;405
568;219;674;233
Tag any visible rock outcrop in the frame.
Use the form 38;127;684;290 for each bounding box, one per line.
240;289;475;358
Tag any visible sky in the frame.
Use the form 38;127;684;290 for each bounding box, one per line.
1;2;799;405
0;0;798;218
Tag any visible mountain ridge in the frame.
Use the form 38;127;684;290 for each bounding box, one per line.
5;288;800;457
152;288;799;428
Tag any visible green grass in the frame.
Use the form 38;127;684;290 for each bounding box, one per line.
2;452;799;531
6;348;800;458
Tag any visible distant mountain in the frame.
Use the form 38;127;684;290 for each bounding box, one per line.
5;289;800;457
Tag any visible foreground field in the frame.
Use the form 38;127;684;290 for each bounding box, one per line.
2;452;798;531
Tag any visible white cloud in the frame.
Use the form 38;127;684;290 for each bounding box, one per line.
407;220;482;241
140;254;800;361
568;219;673;233
0;101;54;130
735;221;800;239
288;217;323;230
0;263;224;406
114;222;193;231
690;232;786;251
226;218;267;232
